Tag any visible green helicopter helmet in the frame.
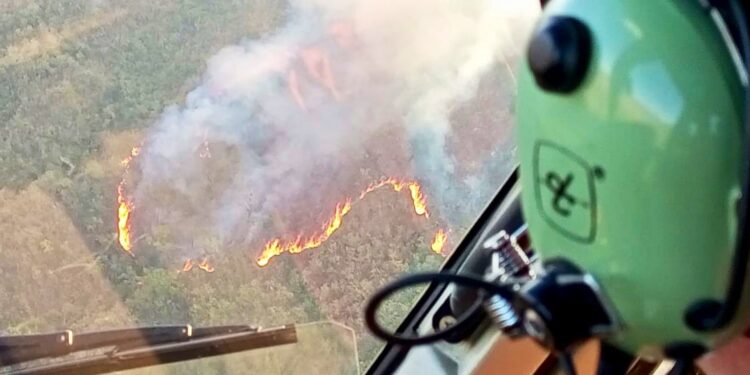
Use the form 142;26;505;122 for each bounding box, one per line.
517;0;750;359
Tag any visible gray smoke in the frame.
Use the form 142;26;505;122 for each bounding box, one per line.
132;0;537;254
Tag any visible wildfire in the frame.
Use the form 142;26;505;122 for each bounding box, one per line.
359;177;429;218
115;140;441;269
287;45;342;112
180;258;216;273
257;200;352;267
117;146;140;255
300;47;341;101
256;178;432;267
431;229;447;254
198;258;216;273
409;183;429;218
119;146;141;167
181;259;194;272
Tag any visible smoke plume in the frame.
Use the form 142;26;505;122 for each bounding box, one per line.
130;0;537;257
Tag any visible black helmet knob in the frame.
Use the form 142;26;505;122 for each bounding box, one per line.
527;16;592;93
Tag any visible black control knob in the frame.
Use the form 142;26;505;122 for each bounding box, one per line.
515;259;616;351
527;16;592;93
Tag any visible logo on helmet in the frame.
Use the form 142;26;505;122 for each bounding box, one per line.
534;141;602;243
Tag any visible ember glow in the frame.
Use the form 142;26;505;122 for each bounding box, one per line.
431;229;447;254
300;47;341;101
117;146;140;255
256;178;433;267
180;258;216;273
181;259;194;272
198;258;216;273
287;45;342;111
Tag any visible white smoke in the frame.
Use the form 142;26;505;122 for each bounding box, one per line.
132;0;537;254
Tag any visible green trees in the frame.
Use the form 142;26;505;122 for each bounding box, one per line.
0;0;287;190
126;269;192;324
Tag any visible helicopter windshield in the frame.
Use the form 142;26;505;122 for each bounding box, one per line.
0;0;537;372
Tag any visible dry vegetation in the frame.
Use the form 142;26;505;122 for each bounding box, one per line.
0;182;132;334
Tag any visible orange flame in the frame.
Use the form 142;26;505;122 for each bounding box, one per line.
180;258;216;273
431;229;447;254
359;178;429;218
181;259;194;272
198;258;215;273
257;200;352;267
301;47;341;101
117;146;140;255
256;178;431;267
408;183;429;218
287;46;342;112
119;146;140;167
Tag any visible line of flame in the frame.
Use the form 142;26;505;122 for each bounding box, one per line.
117;146;140;255
117;138;212;255
256;178;431;267
180;258;216;273
431;229;447;254
181;259;194;272
359;177;429;218
198;258;215;273
115;143;437;268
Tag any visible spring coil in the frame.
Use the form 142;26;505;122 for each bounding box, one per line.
495;247;524;275
484;294;520;330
